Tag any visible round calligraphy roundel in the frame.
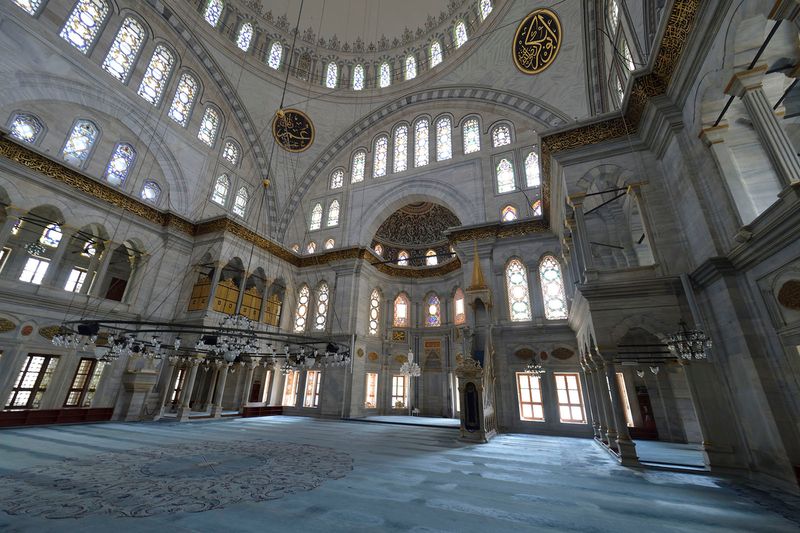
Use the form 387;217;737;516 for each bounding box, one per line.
513;8;562;75
272;108;315;152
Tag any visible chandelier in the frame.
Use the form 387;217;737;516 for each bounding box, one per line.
665;319;712;360
399;348;421;377
525;354;546;375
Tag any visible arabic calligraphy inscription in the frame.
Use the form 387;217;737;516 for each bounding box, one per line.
272;108;315;152
513;8;562;75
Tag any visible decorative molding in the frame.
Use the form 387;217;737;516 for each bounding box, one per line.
447;219;549;242
0;318;16;333
777;280;800;310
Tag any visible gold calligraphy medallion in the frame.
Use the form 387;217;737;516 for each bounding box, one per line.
272;108;315;152
513;8;562;75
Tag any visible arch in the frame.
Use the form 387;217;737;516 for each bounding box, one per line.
539;254;568;320
392;122;410;173
101;15;147;83
293;283;311;332
424;292;441;327
490;120;514;148
7;111;45;145
505;257;532;322
197;104;222;147
453;287;466;325
221;138;241;167
267;41;284;70
393;292;410;327
312;281;330;331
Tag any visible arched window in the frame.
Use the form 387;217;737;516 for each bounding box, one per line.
525;151;541;187
540;255;568;320
425;294;441;327
351;150;366;183
324;238;335;249
480;0;493;20
496;158;515;193
379;63;391;88
40;223;62;247
222;141;240;166
463;118;480;154
62;120;98;167
236;22;253;51
393;293;410;327
373;135;388;177
327;200;340;227
492;124;512;147
501;205;518;222
430;41;443;67
306;241;317;254
506;259;532;321
414;118;429;167
531;199;543;217
293;284;310;332
425;249;438;266
211;174;230;205
393;125;408;173
267;42;283;69
453;288;466;325
352;64;365;90
9;114;43;144
435;117;452;161
405;55;417;80
168;73;198;126
325;62;338;88
607;0;620;32
204;0;224;27
137;45;174;105
313;282;330;331
397;250;409;267
141;180;161;203
12;0;44;15
309;203;323;230
105;142;136;186
60;0;109;53
102;17;145;82
330;169;344;189
197;107;220;146
233;187;248;217
374;244;383;257
368;289;381;335
454;21;468;48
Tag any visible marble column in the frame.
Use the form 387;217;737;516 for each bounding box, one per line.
240;361;257;409
89;240;115;298
568;195;594;281
581;361;602;439
41;229;76;286
201;366;219;411
0;209;22;250
592;357;617;450
588;360;609;443
176;359;200;421
206;262;224;312
725;64;800;187
154;356;179;419
605;361;640;466
210;361;230;418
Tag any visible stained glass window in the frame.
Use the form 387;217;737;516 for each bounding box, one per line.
368;288;381;335
435;117;452;161
454;287;465;325
102;17;145;82
480;0;493;20
312;282;330;331
454;21;468;48
12;0;43;15
233;187;248;217
104;142;136;186
330;169;344;189
463;118;480;154
306;241;316;254
197;107;219;146
168;73;198;126
60;0;109;54
211;174;230;205
430;41;443;67
373;135;388;177
327;200;340;227
294;284;310;332
532;199;543;217
379;62;391;88
236;22;253;51
501;205;518;222
425;249;438;266
9;114;43;144
374;244;383;257
40;223;62;247
540;255;568;319
492;124;511;147
268;42;283;69
496;158;515;193
352;64;365;90
325;62;338;89
393;293;409;327
393;125;408;173
414;118;429;167
397;250;409;267
222;141;239;166
425;294;441;327
506;258;532;321
607;0;619;31
62;120;98;167
137;45;174;106
204;0;224;27
309;203;323;230
351;150;366;183
141;180;161;203
324;238;335;249
405;55;417;80
525;151;541;187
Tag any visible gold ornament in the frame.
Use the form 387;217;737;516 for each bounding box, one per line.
513;9;562;75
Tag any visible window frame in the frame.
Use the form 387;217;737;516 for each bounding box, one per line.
64;357;104;407
303;370;322;407
5;354;59;410
554;372;586;424
391;375;408;408
365;372;379;408
282;369;300;406
516;372;545;422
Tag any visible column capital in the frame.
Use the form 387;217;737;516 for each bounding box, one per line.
724;64;768;98
699;122;729;146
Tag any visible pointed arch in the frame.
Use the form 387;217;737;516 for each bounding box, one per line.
506;258;532;321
